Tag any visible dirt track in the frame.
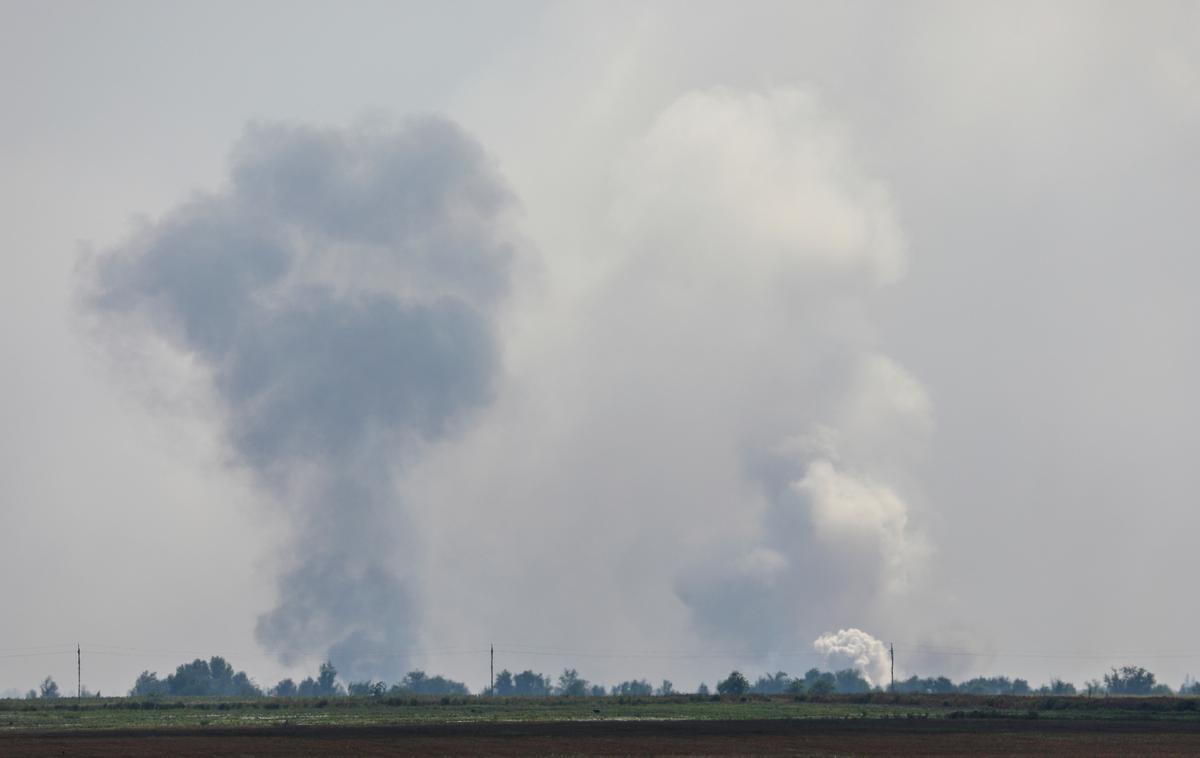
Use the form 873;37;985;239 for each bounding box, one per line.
6;718;1200;756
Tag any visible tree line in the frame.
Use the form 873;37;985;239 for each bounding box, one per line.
717;665;1197;697
125;658;472;698
13;659;1200;699
892;666;1195;697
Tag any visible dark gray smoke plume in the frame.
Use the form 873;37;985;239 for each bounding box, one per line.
85;118;514;680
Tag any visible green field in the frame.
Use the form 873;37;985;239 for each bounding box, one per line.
3;693;1199;732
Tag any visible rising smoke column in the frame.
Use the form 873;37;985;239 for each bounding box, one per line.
84;118;515;680
608;87;931;655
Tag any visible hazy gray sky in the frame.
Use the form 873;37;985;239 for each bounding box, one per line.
2;0;1199;695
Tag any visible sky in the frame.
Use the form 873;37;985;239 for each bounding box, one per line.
2;0;1199;696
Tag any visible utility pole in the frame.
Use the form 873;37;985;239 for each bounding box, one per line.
889;643;894;692
490;644;494;696
77;644;81;699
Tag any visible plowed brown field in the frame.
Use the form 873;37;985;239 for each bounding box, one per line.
6;718;1200;757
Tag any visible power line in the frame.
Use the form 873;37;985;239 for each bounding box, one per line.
0;649;75;660
10;641;1200;669
0;644;78;654
77;638;1200;661
80;643;489;660
893;645;1200;661
493;648;826;661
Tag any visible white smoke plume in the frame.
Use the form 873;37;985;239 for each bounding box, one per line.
814;628;890;687
410;86;934;683
638;88;930;653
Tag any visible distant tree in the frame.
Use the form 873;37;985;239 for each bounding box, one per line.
958;676;1026;696
808;677;835;696
297;662;342;697
393;670;469;696
512;670;552;697
589;684;607;697
959;676;995;695
130;671;167;697
802;669;836;696
1104;666;1157;696
401;670;428;691
751;671;791;695
786;678;806;695
611;679;653;696
168;659;212;695
1181;676;1200;696
833;669;871;694
429;674;468;696
1084;679;1104;697
1037;679;1076;695
493;670;514;696
958;677;986;695
347;680;386;696
557;668;589;697
316;661;339;695
696;682;710;696
209;656;234;686
656;679;675;696
147;657;262;696
716;671;749;697
25;689;37;700
272;678;298;697
894;675;956;694
39;677;60;699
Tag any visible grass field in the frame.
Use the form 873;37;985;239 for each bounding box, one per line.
5;694;1200;756
3;692;1200;731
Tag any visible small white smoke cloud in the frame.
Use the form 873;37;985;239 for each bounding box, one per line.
814;628;890;686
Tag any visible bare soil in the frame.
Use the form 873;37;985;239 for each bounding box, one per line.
6;718;1200;756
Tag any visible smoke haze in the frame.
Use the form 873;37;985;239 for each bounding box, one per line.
82;88;927;686
4;1;1200;695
